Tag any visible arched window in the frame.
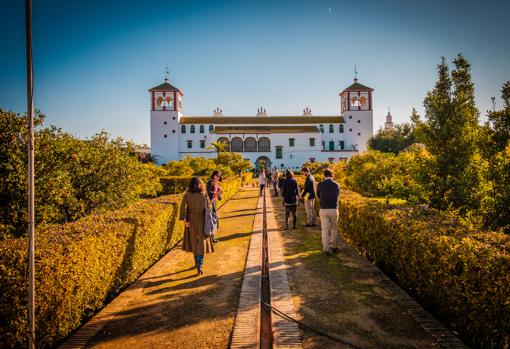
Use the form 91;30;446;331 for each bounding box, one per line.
181;125;186;133
329;124;334;133
190;125;195;133
319;124;324;133
199;125;204;133
258;137;270;152
209;124;214;132
339;124;344;133
244;137;257;152
217;137;230;151
231;137;243;152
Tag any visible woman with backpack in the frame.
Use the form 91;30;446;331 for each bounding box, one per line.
180;176;215;275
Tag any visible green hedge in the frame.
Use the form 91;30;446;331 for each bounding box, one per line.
159;175;242;197
0;177;241;348
0;195;184;348
338;190;510;349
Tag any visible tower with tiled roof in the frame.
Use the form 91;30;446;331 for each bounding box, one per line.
149;72;183;163
339;74;374;152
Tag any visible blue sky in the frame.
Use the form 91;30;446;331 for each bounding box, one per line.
1;0;509;145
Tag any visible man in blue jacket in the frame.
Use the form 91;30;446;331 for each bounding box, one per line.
300;167;317;227
316;169;341;256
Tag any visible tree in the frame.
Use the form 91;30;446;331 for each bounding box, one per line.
484;81;510;156
368;122;416;154
206;141;227;157
420;55;482;212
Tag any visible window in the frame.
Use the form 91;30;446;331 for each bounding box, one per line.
309;138;315;147
258;137;271;152
200;125;204;133
275;147;283;159
289;138;295;147
358;132;361;136
339;141;345;150
164;134;167;138
244;137;257;152
164;121;167;125
357;120;361;123
319;124;324;133
339;124;344;133
348;115;352;119
172;117;176;120
349;128;353;132
329;140;335;151
181;125;186;133
329;124;334;133
209;124;214;132
172;130;175;133
200;140;205;148
231;137;243;152
190;125;195;133
321;141;325;150
187;140;192;149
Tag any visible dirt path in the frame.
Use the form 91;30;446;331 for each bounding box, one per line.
269;194;441;349
78;188;260;349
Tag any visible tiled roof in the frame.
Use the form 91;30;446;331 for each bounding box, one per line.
340;81;374;93
149;81;183;94
179;116;344;124
212;126;320;134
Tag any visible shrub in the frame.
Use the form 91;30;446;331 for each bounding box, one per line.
338;190;510;349
0;195;184;348
0;110;161;238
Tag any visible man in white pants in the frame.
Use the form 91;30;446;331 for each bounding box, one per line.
316;169;341;256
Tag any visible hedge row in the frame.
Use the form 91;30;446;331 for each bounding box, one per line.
338;190;510;349
159;175;242;196
0;175;242;348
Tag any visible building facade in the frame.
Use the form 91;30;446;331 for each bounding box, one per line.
150;77;374;170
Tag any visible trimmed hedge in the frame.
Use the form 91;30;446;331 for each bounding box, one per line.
0;176;242;348
338;190;510;349
159;175;242;196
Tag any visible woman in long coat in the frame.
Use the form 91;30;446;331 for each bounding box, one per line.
180;176;215;275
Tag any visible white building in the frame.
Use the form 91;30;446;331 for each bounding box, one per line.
150;77;374;170
385;109;395;131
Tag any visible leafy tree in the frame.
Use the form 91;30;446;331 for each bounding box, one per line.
420;55;482;212
483;81;510;157
368;122;416;154
0;110;161;238
214;151;252;174
206;141;227;156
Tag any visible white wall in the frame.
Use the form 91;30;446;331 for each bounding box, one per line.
150;110;181;164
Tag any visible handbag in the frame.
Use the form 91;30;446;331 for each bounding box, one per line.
203;195;218;237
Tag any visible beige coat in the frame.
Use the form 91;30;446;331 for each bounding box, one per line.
179;191;215;256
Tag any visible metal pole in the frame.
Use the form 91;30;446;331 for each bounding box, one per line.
26;0;36;348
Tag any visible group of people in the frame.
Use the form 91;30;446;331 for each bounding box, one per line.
179;170;223;275
259;167;342;256
179;166;342;276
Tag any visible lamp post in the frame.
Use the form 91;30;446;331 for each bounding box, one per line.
25;0;36;348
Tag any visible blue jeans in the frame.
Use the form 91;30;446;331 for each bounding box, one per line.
195;254;204;268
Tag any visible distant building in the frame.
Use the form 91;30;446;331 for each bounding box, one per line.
384;109;394;131
149;76;374;170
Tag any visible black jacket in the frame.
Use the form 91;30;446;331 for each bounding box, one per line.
206;179;216;200
282;178;299;205
317;178;340;209
302;174;316;199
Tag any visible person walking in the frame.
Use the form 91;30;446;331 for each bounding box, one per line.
316;169;341;256
272;170;280;196
258;169;267;196
300;167;317;227
281;170;299;230
206;170;222;243
180;176;215;275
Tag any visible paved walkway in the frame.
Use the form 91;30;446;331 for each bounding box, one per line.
61;188;260;349
268;193;466;349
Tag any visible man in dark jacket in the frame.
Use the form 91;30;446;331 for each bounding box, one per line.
281;170;299;230
300;167;317;227
316;169;341;256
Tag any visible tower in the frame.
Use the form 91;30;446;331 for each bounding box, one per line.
339;75;374;152
385;108;394;131
149;74;183;164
